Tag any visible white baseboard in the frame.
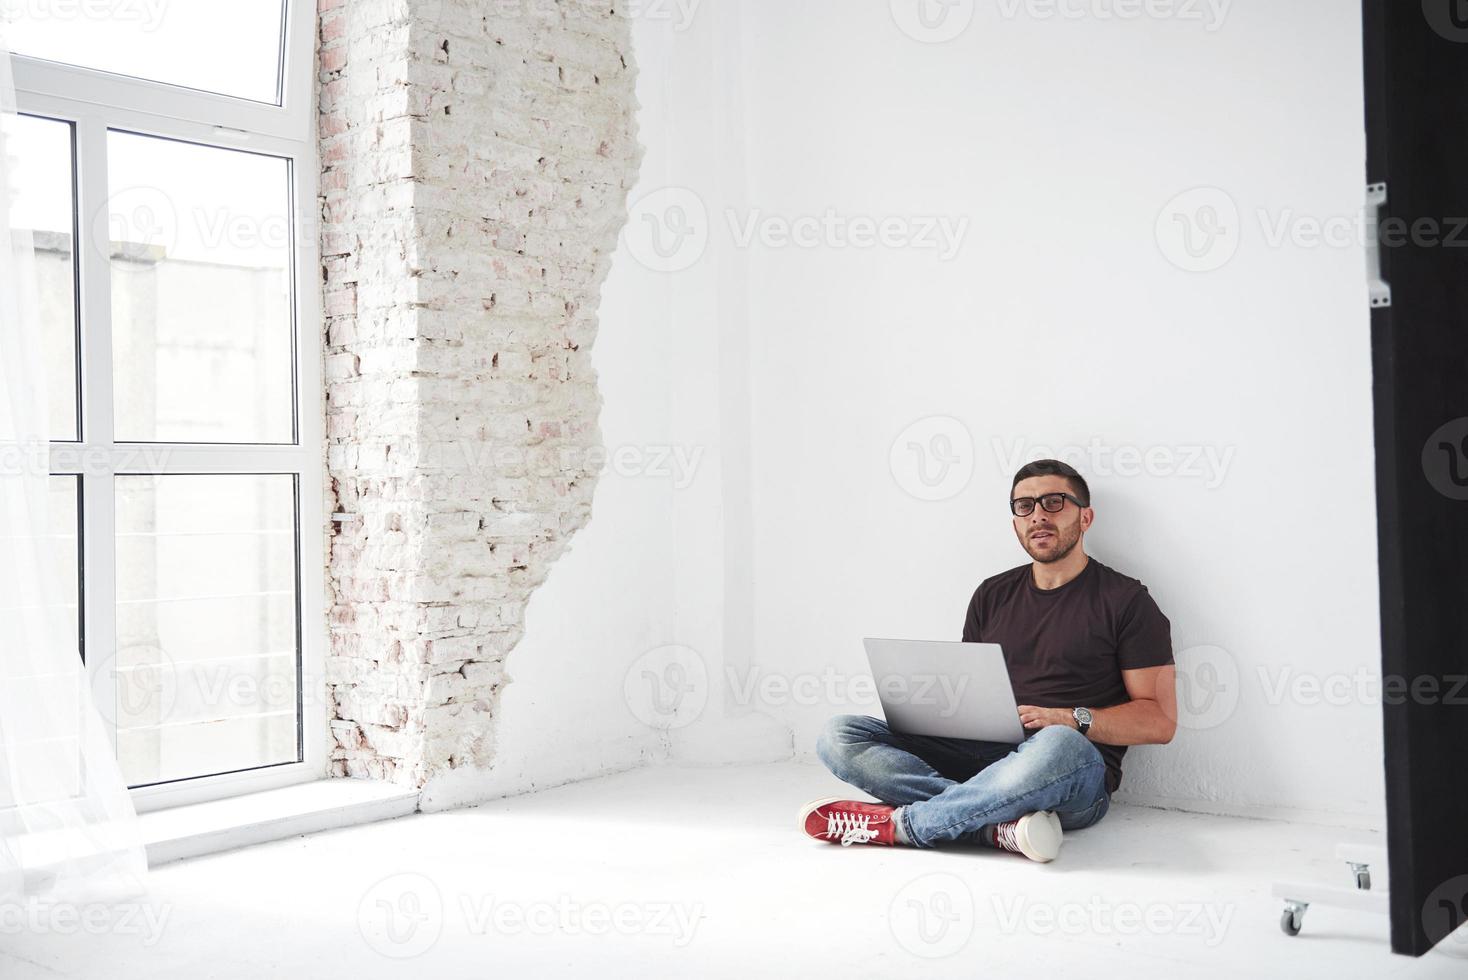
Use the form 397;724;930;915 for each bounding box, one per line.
785;749;1387;832
670;712;794;765
420;716;796;811
1112;792;1387;832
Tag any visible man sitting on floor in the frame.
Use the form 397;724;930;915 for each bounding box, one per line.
799;458;1177;862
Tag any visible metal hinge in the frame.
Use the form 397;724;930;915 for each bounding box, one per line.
1366;182;1391;309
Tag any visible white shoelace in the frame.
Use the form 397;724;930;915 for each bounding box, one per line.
993;820;1023;854
825;810;881;846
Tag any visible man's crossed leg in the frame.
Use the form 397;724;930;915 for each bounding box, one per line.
800;714;1110;861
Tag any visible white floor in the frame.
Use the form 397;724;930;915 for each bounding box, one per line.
3;761;1465;979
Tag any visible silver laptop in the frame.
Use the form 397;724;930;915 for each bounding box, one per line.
862;638;1026;743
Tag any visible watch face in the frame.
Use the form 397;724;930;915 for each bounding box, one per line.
1076;708;1092;724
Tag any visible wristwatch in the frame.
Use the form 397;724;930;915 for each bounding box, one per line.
1072;707;1093;736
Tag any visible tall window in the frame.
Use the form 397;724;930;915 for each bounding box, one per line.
5;1;324;809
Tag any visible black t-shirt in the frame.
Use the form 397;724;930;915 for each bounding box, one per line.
961;556;1173;793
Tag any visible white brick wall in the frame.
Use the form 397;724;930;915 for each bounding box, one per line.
317;0;642;787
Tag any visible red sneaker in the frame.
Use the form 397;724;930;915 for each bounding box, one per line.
798;797;900;847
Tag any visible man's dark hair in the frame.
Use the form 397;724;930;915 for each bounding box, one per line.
1011;458;1091;506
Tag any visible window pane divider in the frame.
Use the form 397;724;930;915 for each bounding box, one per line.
74;111;118;747
51;445;318;474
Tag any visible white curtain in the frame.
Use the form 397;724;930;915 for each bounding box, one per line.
0;33;148;902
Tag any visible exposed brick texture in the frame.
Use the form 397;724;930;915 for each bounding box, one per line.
317;0;642;786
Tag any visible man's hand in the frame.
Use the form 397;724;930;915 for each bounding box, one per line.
1017;705;1075;731
1016;666;1178;746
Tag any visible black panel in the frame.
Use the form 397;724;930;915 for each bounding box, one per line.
1362;0;1468;958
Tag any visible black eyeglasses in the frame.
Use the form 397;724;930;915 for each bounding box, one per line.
1009;492;1088;517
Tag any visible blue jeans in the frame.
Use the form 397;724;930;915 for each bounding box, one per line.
815;714;1111;849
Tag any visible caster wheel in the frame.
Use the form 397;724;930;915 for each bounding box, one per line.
1355;869;1371;891
1280;905;1305;936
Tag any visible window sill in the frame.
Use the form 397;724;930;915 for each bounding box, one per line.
140;777;419;867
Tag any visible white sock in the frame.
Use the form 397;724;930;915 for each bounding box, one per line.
892;807;912;846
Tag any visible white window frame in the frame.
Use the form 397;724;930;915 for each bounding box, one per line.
9;1;326;812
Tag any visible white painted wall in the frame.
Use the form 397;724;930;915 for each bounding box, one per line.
729;0;1383;827
438;0;1386;829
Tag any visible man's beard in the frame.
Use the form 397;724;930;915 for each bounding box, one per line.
1024;522;1081;564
